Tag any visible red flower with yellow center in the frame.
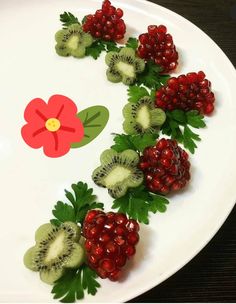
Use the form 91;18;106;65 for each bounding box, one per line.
21;95;84;158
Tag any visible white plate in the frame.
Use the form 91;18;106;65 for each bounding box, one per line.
0;0;236;302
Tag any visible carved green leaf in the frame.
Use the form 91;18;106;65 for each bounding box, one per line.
71;106;109;148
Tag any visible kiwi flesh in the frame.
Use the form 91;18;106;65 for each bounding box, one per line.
24;222;84;285
105;48;145;85
92;149;144;198
55;24;93;58
123;96;166;135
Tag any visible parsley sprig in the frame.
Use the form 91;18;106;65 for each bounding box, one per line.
161;110;206;153
85;40;119;59
51;182;104;226
52;265;100;303
136;60;170;90
112;185;169;224
111;133;158;153
60;12;80;29
125;37;138;50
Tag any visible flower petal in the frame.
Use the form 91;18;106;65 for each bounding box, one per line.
21;123;51;149
24;98;49;123
23;246;38;271
47;95;78;119
42;132;71;158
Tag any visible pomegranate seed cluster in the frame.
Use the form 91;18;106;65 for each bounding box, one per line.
156;71;215;115
82;210;140;281
137;25;178;73
139;138;190;194
82;0;126;41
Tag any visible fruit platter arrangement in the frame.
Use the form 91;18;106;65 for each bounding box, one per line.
21;0;218;302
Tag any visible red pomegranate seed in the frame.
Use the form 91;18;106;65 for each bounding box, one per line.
127;232;139;245
109;269;122;281
115;213;127;225
100;259;115;272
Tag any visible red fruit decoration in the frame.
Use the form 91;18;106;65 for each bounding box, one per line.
83;0;126;41
83;210;139;281
137;25;178;73
139;138;191;195
155;71;215;115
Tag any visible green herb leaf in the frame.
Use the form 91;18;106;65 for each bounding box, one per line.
126;37;138;50
111;133;158;153
128;85;150;103
85;39;119;59
60;12;80;29
161;110;206;153
71;106;109;148
52;265;100;303
51;182;104;225
112;185;169;224
136;60;170;90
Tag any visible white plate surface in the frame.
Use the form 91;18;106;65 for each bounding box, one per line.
0;0;236;302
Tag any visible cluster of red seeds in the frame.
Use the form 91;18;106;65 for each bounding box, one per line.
137;25;178;73
82;0;126;41
155;71;215;115
139;138;190;195
82;210;140;281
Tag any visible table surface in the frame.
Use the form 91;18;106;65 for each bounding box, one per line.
130;0;236;302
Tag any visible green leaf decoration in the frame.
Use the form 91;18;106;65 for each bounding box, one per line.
60;12;80;29
161;110;206;153
85;39;119;59
136;60;170;90
51;181;104;226
51;265;100;303
126;37;138;50
111;133;158;153
71;106;109;148
128;85;150;103
112;185;169;224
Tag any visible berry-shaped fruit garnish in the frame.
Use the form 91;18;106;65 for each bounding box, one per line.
139;138;190;194
155;71;215;115
137;24;178;73
83;210;140;281
23;222;85;285
105;47;145;85
123;96;166;134
92;148;144;198
55;24;93;58
83;0;126;42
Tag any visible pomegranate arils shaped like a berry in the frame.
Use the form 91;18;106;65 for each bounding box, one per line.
139;138;191;195
83;0;126;42
155;71;215;115
82;210;140;281
137;24;178;73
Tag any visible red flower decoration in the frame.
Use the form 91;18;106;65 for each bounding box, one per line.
21;95;84;158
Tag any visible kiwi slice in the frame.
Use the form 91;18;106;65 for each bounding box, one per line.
24;222;84;285
55;24;93;58
92;149;144;198
105;47;145;85
123;96;166;135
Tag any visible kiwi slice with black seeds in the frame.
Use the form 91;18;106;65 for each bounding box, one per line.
24;222;84;285
92;149;144;198
105;48;145;85
55;24;93;58
123;96;166;135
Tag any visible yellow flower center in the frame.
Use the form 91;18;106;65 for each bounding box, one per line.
45;118;61;132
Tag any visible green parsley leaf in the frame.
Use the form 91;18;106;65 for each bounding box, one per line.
161;110;206;153
112;185;169;224
126;37;138;50
60;12;80;29
51;182;104;225
136;60;170;90
52;265;100;303
128;85;150;103
111;133;158;153
85;39;119;59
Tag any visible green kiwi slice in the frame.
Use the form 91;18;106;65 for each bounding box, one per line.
105;47;145;85
123;96;166;135
24;222;85;285
55;24;93;58
92;149;144;198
